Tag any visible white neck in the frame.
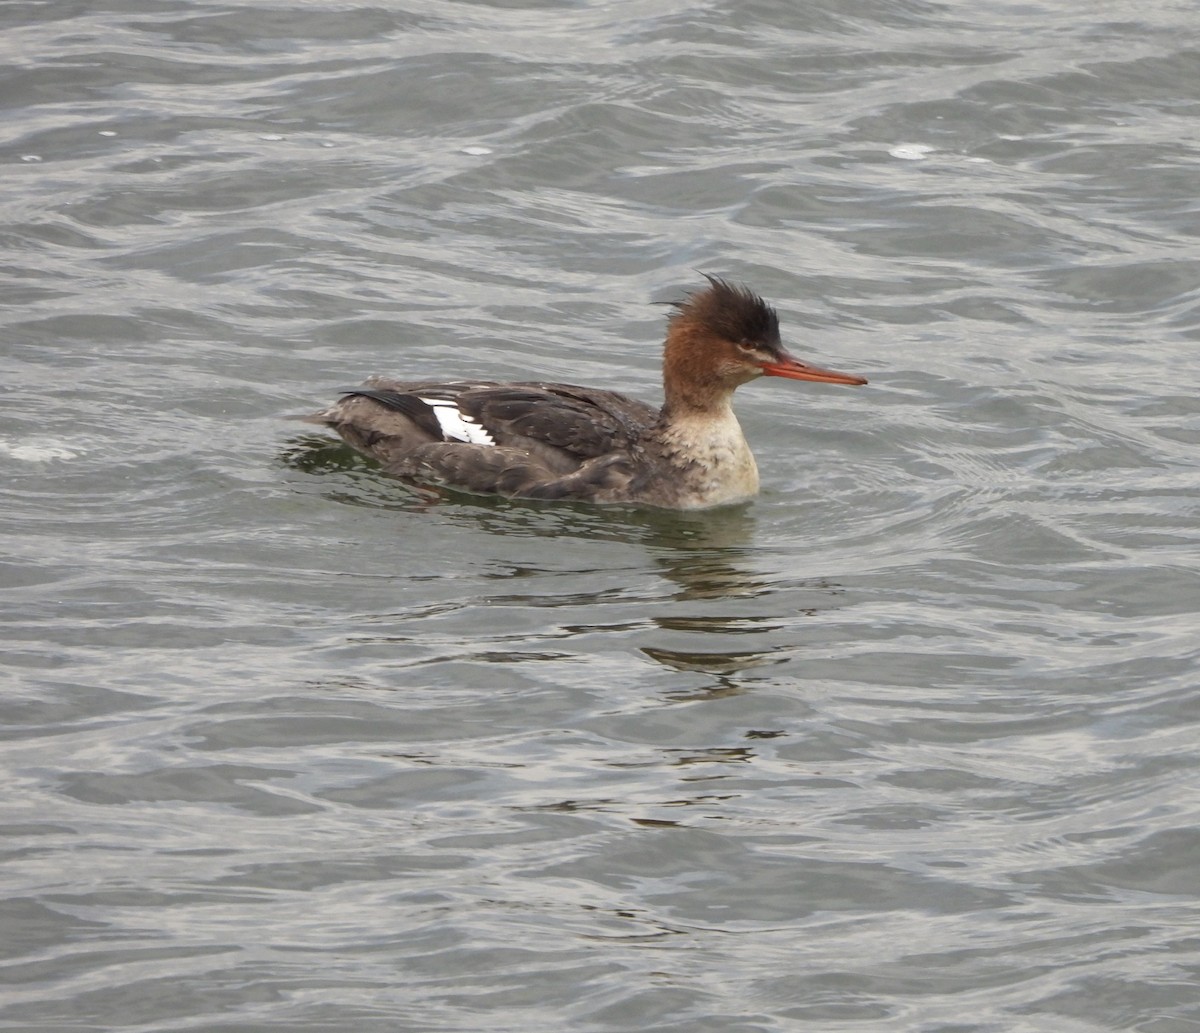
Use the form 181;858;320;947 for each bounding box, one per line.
655;402;760;507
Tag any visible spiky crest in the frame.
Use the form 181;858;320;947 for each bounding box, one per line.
668;274;781;354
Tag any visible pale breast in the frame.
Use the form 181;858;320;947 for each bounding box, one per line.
659;410;760;508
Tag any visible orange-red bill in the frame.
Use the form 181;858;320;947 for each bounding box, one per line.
760;349;867;386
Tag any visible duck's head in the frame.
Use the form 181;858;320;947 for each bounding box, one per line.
663;275;867;410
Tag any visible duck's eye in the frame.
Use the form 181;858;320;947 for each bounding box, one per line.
736;340;758;355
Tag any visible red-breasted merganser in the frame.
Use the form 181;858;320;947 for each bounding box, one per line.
304;276;867;509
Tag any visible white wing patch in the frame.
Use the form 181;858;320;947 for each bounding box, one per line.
419;397;496;447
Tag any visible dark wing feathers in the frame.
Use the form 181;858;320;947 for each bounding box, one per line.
337;387;444;440
313;379;658;500
463;385;652;458
337;381;655;459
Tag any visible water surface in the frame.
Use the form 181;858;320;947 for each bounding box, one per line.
2;1;1198;1030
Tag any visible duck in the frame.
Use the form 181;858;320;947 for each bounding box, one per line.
303;276;867;509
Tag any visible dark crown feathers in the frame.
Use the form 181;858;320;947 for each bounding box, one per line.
669;275;782;351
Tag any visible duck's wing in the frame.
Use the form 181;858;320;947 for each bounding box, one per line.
313;380;652;455
456;382;658;457
303;379;658;499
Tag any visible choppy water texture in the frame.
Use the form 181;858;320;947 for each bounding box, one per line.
3;1;1199;1030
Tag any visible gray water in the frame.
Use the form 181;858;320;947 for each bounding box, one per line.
2;1;1199;1030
